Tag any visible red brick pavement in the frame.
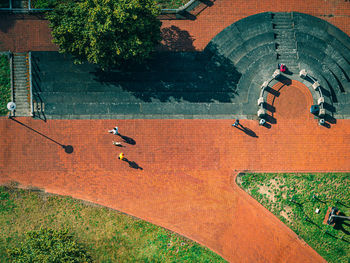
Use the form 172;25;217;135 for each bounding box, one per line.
161;0;350;50
1;1;350;262
1;81;349;262
0;0;349;52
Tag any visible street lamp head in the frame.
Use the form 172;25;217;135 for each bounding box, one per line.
7;102;16;111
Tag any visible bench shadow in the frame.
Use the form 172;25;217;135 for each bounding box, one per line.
265;86;280;97
262;102;275;113
333;212;350;236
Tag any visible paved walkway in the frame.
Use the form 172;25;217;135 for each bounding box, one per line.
1;82;350;262
1;1;349;262
1;0;349;52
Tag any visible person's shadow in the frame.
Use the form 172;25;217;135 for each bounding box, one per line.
234;124;259;138
123;158;143;170
118;134;136;145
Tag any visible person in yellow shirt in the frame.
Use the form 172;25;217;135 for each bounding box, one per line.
118;152;125;160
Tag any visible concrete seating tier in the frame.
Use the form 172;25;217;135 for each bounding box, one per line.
32;11;350;119
297;44;348;93
293;13;350;50
225;33;275;65
295;32;350;80
234;44;276;73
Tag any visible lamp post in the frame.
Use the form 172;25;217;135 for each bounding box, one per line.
7;102;16;118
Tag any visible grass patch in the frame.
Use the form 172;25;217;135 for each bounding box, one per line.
156;0;188;9
238;173;350;263
31;0;189;9
0;185;226;262
0;54;11;115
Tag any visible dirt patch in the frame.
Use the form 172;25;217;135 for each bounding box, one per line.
257;179;280;202
280;206;293;222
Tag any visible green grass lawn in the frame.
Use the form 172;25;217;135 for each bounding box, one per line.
0;54;11;115
31;0;188;9
237;173;350;263
0;185;226;262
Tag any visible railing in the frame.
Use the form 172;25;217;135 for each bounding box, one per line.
28;51;33;116
30;53;46;121
159;0;214;20
9;51;14;117
0;0;52;12
0;0;214;19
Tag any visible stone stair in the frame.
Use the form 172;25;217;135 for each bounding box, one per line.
272;13;299;72
13;53;31;117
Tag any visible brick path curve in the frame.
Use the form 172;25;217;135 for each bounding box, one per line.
1;1;350;261
1;0;349;52
1;81;349;262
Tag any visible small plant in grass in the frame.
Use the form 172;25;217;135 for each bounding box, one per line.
0;55;11;115
238;173;350;263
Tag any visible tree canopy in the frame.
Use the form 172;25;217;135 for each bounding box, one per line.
7;228;92;263
47;0;162;69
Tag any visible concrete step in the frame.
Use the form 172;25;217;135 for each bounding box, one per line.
13;60;27;64
14;83;29;87
14;66;28;69
274;25;293;30
14;93;29;98
273;13;292;19
14;70;28;74
13;57;27;60
276;44;296;49
14;107;30;111
275;35;295;40
276;48;297;53
14;99;30;104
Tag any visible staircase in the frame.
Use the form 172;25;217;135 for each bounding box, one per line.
272;13;299;72
13;53;31;117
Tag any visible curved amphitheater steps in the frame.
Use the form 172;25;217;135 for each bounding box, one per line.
32;12;350;119
207;11;350;119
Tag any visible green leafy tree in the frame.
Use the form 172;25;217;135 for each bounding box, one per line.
47;0;162;69
7;228;92;262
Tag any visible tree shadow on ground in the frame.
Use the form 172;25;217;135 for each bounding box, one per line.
0;15;16;33
159;26;196;52
91;44;241;103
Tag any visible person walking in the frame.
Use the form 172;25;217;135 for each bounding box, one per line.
108;126;119;135
112;141;122;147
118;152;125;160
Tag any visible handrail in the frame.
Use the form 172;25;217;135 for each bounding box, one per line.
9;51;14;117
28;51;33;116
0;0;212;19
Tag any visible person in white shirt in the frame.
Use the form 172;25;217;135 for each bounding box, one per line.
108;126;119;135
